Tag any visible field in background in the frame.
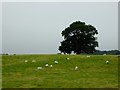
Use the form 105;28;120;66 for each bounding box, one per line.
2;54;118;88
0;55;2;89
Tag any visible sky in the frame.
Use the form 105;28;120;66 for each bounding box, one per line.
2;2;118;54
118;1;120;50
0;2;2;54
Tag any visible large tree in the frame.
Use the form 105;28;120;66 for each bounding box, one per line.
59;21;98;54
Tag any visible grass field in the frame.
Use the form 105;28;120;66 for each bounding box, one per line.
0;55;2;89
2;54;118;88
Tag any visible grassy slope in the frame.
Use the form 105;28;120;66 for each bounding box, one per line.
2;54;118;88
0;55;2;89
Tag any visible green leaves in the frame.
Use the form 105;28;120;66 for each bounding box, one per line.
59;21;98;54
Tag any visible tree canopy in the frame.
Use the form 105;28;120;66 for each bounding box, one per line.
59;21;98;54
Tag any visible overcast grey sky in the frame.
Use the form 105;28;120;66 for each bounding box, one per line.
2;2;118;54
0;2;2;54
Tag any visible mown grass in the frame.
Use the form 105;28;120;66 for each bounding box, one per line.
2;54;118;88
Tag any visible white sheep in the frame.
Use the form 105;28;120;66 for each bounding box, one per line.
67;58;70;60
106;60;109;64
32;60;36;62
37;67;42;70
24;60;28;62
86;56;90;58
45;63;49;67
54;61;58;64
103;54;106;56
75;66;78;70
50;65;53;68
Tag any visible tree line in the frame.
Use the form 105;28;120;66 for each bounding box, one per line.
93;50;120;55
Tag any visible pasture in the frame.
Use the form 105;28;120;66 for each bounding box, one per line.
2;54;118;88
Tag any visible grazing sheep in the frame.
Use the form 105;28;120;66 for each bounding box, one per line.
87;56;90;57
75;66;78;70
54;61;58;64
50;65;53;68
45;63;49;67
103;54;106;56
37;67;42;70
106;60;109;64
67;58;70;60
25;60;28;62
32;60;36;62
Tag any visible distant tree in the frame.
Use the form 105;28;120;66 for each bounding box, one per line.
59;21;98;54
94;50;120;55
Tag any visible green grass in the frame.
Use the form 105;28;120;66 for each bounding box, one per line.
2;54;118;88
0;55;2;89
